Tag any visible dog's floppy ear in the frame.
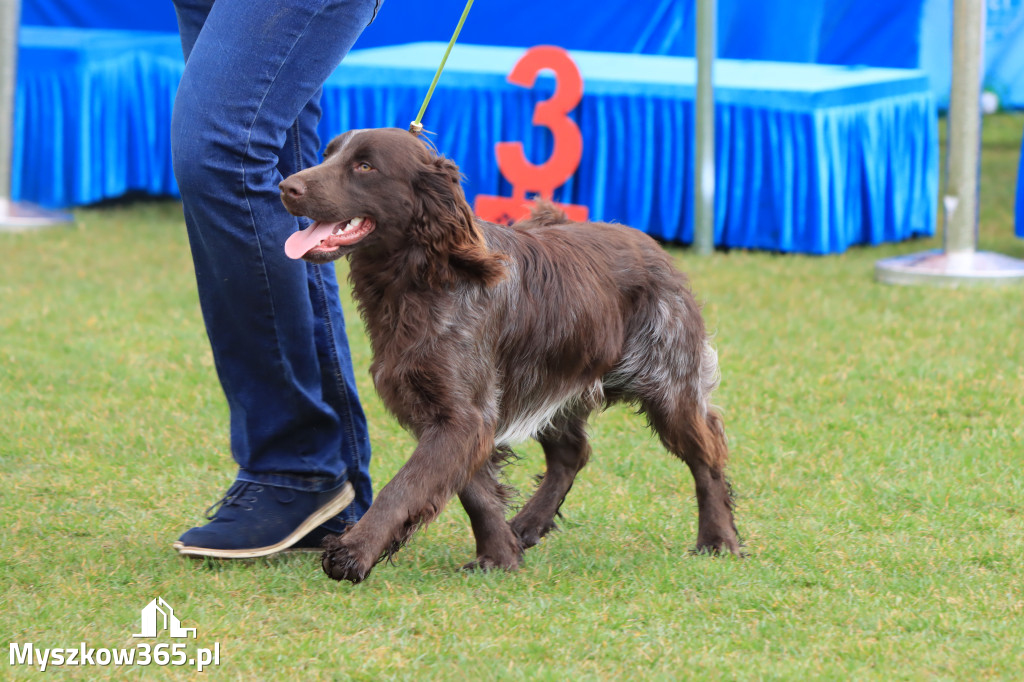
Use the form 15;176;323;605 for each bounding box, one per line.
411;155;507;288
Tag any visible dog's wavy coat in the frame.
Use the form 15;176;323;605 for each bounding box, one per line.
280;128;741;583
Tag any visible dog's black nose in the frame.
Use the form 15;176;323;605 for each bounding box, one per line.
279;176;307;199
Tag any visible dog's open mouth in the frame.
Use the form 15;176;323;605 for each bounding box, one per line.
284;216;376;260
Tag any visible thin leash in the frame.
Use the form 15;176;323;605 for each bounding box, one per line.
408;0;476;136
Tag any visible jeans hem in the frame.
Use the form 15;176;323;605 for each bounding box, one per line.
235;469;350;493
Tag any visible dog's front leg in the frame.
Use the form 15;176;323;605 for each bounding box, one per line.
459;460;523;572
322;417;494;583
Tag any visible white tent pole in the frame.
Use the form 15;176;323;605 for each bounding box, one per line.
944;0;983;255
694;0;715;255
0;0;19;206
0;0;71;230
874;0;1024;286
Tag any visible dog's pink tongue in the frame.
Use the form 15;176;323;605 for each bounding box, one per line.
285;221;339;260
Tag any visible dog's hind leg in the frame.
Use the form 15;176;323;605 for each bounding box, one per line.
458;453;523;571
509;413;591;549
644;395;741;556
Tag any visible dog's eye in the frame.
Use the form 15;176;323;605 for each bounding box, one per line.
354;161;374;173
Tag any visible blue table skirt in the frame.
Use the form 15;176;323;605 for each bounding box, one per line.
14;28;183;207
325;43;939;253
1017;128;1024;238
14;30;938;253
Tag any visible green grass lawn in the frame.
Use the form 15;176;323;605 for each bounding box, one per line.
2;113;1023;680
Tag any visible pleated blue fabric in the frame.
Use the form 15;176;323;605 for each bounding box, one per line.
14;28;183;207
320;44;938;254
1017;125;1024;239
14;31;938;253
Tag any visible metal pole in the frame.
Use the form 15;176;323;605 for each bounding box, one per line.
874;0;1024;286
0;0;19;204
0;0;71;230
694;0;715;255
944;0;983;255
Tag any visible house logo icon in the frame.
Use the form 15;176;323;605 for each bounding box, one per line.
132;597;197;639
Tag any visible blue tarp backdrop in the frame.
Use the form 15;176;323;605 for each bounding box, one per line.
19;0;1024;109
13;26;938;251
20;0;1024;242
1018;145;1024;238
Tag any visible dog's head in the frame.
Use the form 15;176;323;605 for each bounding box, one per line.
280;127;505;286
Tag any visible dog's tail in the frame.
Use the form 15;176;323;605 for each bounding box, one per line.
698;339;722;419
526;199;570;227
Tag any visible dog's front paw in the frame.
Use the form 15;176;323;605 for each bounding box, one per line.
321;537;373;584
462;533;524;573
461;554;522;573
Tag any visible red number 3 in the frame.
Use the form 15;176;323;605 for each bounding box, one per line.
496;46;583;200
474;46;589;223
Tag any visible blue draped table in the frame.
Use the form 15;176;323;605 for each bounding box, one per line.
328;43;938;253
14;30;938;253
14;27;184;207
1017;130;1024;239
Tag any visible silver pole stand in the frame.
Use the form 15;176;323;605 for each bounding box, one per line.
693;0;715;255
876;0;1024;286
0;0;71;232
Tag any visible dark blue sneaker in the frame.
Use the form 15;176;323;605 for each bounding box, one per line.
173;480;354;559
286;519;353;552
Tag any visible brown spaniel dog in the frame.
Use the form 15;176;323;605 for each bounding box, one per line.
280;128;740;583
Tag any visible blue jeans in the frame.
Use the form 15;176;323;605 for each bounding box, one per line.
170;0;379;519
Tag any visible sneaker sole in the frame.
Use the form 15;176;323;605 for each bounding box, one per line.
171;542;324;554
173;482;355;559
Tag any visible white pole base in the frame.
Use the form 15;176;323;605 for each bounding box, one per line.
875;249;1024;287
0;197;72;232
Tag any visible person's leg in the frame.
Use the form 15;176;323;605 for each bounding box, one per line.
170;0;212;59
170;0;378;555
285;105;374;525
